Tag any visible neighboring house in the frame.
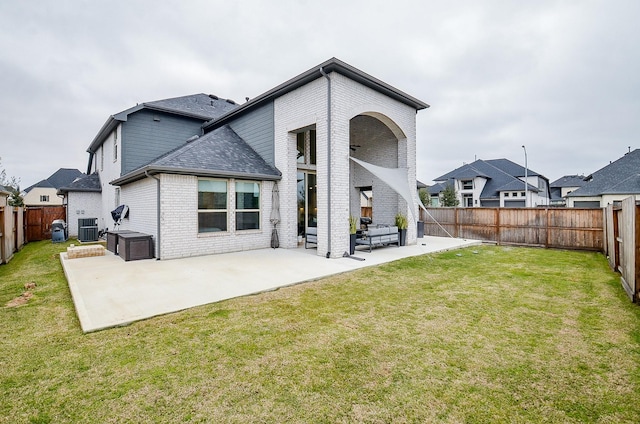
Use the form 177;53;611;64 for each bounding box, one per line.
61;58;429;259
23;168;84;206
549;175;586;207
566;149;640;208
431;158;550;207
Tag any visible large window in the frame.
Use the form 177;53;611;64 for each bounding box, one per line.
462;180;473;190
296;129;316;166
198;180;227;233
236;181;260;231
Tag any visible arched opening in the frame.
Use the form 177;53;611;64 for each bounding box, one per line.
349;114;408;227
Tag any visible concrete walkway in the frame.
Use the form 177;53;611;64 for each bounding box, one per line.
61;236;481;332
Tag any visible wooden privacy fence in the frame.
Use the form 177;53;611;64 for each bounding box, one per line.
25;206;66;242
422;207;604;251
605;198;640;302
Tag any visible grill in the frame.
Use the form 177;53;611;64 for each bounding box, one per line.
51;219;67;243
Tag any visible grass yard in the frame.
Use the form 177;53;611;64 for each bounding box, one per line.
1;241;640;423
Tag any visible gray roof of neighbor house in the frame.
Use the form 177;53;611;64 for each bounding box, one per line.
111;125;281;186
87;93;239;154
550;175;586;188
433;159;545;200
567;149;640;197
202;57;430;133
429;182;448;195
58;173;101;194
24;168;84;193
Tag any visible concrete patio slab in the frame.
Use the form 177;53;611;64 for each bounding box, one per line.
61;236;481;332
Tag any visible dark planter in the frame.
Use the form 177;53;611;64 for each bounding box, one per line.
398;229;407;246
350;233;357;254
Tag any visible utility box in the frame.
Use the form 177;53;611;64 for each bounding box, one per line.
106;230;135;254
78;218;99;242
117;232;154;261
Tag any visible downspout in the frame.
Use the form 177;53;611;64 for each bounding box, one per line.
86;152;94;175
145;170;161;260
320;66;331;258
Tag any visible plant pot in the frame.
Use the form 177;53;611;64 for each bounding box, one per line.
398;229;407;246
350;233;357;254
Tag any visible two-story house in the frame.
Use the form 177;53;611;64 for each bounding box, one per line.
60;58;430;259
431;158;550;207
23;168;83;206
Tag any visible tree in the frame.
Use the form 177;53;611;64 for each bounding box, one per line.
0;157;23;206
418;187;431;207
441;184;459;207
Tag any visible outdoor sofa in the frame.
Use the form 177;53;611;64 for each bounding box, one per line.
356;225;399;252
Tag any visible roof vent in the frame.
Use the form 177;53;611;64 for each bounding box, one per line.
225;99;236;105
186;135;199;143
208;94;219;100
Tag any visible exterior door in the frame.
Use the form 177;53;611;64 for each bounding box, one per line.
297;172;317;237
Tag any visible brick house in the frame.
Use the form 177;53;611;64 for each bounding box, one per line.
61;58;429;259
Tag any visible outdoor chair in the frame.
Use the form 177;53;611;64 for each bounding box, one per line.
305;227;317;249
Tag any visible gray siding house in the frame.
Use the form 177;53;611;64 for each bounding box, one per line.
431;158;550;207
62;58;429;259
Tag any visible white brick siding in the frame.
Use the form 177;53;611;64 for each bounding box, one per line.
120;177;158;252
159;174;274;260
67;192;102;237
274;72;419;257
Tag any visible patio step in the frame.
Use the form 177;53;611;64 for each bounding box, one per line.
67;244;105;259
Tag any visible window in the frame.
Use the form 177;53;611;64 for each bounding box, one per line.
296;129;316;167
100;146;104;171
462;180;473;190
113;130;118;162
463;194;473;207
198;180;227;233
40;195;49;202
521;192;525;197
504;192;509;197
114;187;120;208
236;182;260;230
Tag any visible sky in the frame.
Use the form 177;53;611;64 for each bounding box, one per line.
1;0;639;190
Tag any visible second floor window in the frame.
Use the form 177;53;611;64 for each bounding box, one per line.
40;195;49;202
462;180;473;190
113;130;118;162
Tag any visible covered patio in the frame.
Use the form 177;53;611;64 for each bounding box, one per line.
61;236;481;332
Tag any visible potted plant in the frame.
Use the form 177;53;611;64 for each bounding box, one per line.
349;215;358;254
395;213;408;246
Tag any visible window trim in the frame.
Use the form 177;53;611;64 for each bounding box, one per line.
235;180;261;231
197;179;229;234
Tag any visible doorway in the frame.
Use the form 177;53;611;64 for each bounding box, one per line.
297;172;317;237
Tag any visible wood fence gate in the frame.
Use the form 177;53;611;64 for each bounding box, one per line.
25;206;66;241
605;198;640;302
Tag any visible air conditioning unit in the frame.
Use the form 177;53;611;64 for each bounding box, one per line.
78;218;99;242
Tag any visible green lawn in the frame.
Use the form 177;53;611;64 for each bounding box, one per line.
1;241;640;423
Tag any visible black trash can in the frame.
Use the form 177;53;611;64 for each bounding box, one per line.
417;221;424;238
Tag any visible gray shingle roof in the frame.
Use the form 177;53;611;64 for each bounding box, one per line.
202;57;429;133
550;175;586;188
567;149;640;197
111;125;281;185
88;94;239;155
136;93;239;121
25;168;84;193
58;173;101;193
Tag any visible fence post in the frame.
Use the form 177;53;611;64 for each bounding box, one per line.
454;207;459;238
